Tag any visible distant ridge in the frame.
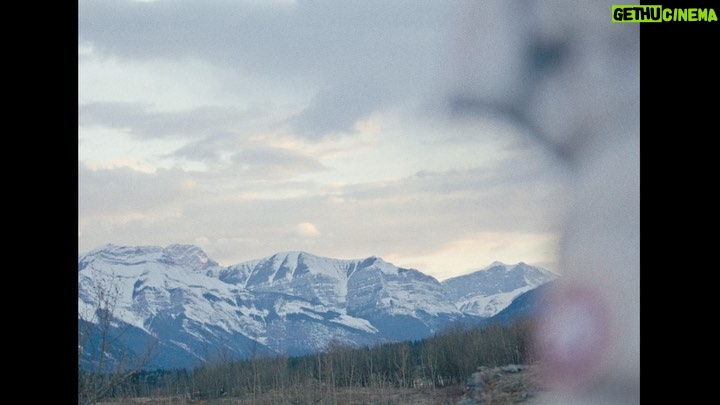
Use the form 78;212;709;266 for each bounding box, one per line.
78;244;556;370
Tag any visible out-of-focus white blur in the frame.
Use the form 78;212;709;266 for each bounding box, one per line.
445;1;639;403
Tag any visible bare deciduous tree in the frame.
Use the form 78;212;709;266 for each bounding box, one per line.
78;269;156;405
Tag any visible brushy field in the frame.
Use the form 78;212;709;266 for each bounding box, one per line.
96;364;546;405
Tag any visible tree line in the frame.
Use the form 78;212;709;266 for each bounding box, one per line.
79;317;536;403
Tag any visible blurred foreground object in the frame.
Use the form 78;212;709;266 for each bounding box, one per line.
446;1;639;403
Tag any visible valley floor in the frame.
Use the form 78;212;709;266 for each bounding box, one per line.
95;364;546;405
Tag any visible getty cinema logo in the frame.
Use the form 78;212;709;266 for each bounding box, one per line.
612;5;718;22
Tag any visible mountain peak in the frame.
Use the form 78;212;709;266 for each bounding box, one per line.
441;262;556;318
482;261;531;271
271;250;308;258
162;244;218;270
79;243;219;272
79;243;554;369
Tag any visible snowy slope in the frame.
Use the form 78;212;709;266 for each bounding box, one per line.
78;244;554;370
441;262;557;317
78;244;273;369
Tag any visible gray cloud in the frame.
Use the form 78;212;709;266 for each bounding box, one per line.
288;85;387;138
79;102;150;131
80;101;310;169
229;146;328;179
79;102;270;139
336;157;566;234
77;0;593;277
79;0;454;138
78;153;564;268
78;162;195;217
170;133;226;164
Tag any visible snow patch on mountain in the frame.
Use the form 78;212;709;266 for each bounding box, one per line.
79;244;555;369
456;286;535;318
441;262;557;318
332;314;378;334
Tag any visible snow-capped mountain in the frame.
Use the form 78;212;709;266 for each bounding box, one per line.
78;244;554;370
441;261;557;317
485;280;558;326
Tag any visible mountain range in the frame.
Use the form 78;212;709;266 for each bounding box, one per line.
78;244;556;370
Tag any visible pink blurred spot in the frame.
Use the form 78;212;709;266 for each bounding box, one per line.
534;284;611;393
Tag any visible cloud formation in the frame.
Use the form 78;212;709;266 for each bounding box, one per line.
76;0;596;279
79;0;454;138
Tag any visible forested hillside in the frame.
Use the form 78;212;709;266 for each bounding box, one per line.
79;317;540;404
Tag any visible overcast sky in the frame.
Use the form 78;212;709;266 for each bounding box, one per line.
78;0;576;281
